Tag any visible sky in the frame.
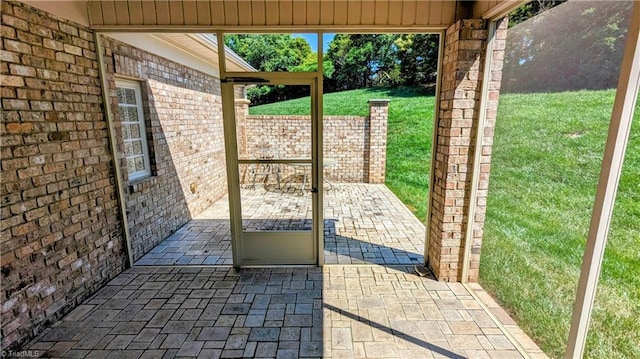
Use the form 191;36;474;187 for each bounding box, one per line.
293;33;336;52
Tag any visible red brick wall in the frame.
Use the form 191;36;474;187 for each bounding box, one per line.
101;38;227;261
1;1;127;349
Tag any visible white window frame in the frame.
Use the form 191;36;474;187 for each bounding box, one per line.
115;79;151;181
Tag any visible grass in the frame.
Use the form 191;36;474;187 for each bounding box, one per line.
250;88;640;358
481;90;640;359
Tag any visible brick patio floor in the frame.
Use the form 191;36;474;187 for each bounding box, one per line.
135;184;424;266
25;265;546;358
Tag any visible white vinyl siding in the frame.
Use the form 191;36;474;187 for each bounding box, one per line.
115;79;151;181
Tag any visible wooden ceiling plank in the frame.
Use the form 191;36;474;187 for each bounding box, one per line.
101;1;117;25
347;1;361;25
265;1;279;25
154;0;170;25
168;0;184;25
237;0;253;25
279;0;293;26
292;1;306;25
402;0;417;26
87;1;104;25
251;1;266;26
224;1;239;26
333;1;347;26
320;0;334;26
306;0;320;25
196;1;211;25
126;1;143;25
182;1;199;25
374;0;389;25
140;1;156;25
387;0;403;25
441;0;455;25
360;0;375;25
415;0;428;26
210;0;225;25
114;1;130;25
429;1;442;26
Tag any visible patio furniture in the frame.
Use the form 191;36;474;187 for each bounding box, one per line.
250;146;281;189
291;158;338;193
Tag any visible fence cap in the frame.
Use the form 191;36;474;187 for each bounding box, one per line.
368;99;391;105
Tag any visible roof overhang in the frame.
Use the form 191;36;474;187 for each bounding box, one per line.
105;33;256;76
22;1;527;32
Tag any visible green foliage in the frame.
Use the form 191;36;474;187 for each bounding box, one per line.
224;34;315;105
324;34;439;92
394;34;439;92
508;0;565;27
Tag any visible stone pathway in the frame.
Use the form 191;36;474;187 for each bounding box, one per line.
136;184;424;266
25;265;546;358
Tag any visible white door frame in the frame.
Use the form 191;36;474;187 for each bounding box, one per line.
217;34;324;267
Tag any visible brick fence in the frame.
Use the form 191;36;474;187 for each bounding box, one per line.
240;99;390;184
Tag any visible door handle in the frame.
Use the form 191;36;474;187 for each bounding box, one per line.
310;188;318;194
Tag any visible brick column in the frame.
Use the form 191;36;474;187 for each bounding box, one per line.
234;98;250;156
367;99;390;183
427;18;507;282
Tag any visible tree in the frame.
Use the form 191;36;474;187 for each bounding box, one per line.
395;34;439;93
325;34;399;91
224;34;314;104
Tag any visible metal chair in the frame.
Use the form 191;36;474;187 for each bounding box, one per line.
251;145;281;189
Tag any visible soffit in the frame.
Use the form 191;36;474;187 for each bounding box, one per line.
87;0;458;31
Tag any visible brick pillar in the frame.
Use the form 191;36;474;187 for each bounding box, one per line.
234;98;250;156
427;18;507;282
367;99;390;183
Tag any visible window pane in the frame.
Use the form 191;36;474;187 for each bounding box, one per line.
127;158;136;173
119;106;128;122
124;142;133;156
130;124;141;138
127;107;138;122
116;88;126;104
132;140;143;155
135;157;145;171
125;88;136;105
122;124;130;139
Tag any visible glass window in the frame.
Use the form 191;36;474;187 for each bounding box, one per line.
115;79;151;181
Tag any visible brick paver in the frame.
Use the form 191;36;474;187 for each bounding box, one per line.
25;265;546;358
136;184;424;266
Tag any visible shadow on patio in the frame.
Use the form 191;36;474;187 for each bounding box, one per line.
135;183;425;267
25;264;533;358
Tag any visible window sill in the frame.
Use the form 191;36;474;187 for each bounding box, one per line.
128;175;158;194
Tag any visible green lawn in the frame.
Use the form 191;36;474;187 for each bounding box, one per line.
250;88;640;358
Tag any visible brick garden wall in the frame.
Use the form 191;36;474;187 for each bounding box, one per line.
1;1;127;349
242;100;389;184
101;38;227;261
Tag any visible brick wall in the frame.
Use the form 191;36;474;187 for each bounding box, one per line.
427;19;488;282
242;101;389;184
101;37;227;261
1;1;127;349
